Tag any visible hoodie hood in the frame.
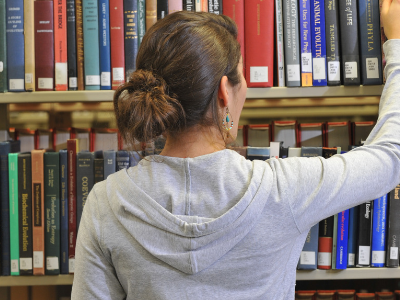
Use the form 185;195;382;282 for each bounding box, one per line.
106;150;272;274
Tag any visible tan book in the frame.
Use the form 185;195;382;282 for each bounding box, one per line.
145;0;157;30
24;0;35;91
10;286;29;300
31;286;57;300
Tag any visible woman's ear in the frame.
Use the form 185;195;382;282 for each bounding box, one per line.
217;76;230;108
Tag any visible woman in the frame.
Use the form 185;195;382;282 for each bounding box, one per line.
72;2;400;299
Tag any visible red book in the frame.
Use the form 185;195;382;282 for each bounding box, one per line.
337;290;355;300
244;0;274;87
110;0;125;89
223;0;245;77
375;292;394;300
34;0;55;91
54;0;68;90
356;294;375;300
295;291;316;300
316;290;336;300
298;123;324;147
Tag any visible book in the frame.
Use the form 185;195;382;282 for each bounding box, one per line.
386;184;400;267
201;0;207;11
298;123;324;147
9;152;19;275
355;294;375;300
67;0;78;90
59;149;69;274
208;0;221;15
375;292;394;300
246;147;270;161
272;121;298;148
157;0;168;19
356;201;372;267
244;0;274;88
54;0;68;91
331;213;338;269
347;205;358;267
34;0;55;91
336;209;349;269
24;0;35;91
94;151;104;183
124;0;139;79
288;147;301;158
324;121;351;150
311;0;327;86
316;291;336;299
116;150;130;170
352;121;374;146
83;0;101;90
18;152;33;275
75;0;84;90
10;286;29;300
270;141;282;159
195;0;201;11
0;0;7;92
183;0;194;11
274;0;285;86
6;0;25;92
300;0;312;86
379;0;388;83
99;0;111;90
371;194;388;267
145;0;157;30
44;152;60;275
298;224;319;270
295;291;316;299
317;215;334;270
247;124;270;147
325;0;341;86
338;0;360;85
337;290;355;299
138;0;145;46
76;151;94;230
110;0;125;89
358;0;382;85
31;149;46;275
103;150;116;179
31;286;57;300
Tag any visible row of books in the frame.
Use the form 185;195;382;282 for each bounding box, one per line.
295;290;400;300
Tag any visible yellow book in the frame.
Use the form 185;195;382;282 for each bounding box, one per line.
24;0;35;91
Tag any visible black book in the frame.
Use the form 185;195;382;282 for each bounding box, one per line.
157;0;168;19
116;150;130;170
325;0;341;86
76;151;94;231
183;0;194;11
94;151;104;184
18;152;33;275
338;0;360;85
356;201;372;267
208;0;222;15
386;184;400;267
66;0;78;90
123;0;139;79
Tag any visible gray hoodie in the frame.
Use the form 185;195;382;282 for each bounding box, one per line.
71;40;400;300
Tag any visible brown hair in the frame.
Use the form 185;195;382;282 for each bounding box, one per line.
114;11;242;147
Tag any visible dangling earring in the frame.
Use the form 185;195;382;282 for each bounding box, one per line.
222;107;234;131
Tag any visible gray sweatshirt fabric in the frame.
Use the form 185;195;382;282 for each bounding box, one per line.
71;40;400;300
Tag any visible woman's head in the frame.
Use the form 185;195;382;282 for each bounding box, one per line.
114;11;245;148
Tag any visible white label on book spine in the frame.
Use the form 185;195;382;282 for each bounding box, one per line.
34;251;44;268
69;258;75;273
0;61;3;72
11;259;18;273
38;78;53;89
86;75;101;86
56;62;68;85
25;73;33;84
348;253;355;266
301;53;312;73
328;61;340;82
345;61;357;79
358;246;370;265
47;257;59;270
366;57;379;79
287;64;300;82
300;251;315;265
372;250;386;264
250;67;268;83
317;252;331;266
9;79;24;90
101;72;111;86
312;57;326;80
113;68;124;82
390;247;398;260
69;77;78;88
20;258;33;270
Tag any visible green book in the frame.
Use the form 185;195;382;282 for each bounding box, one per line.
44;152;60;275
8;153;19;275
138;0;145;46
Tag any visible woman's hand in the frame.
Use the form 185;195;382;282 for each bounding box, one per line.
381;0;400;40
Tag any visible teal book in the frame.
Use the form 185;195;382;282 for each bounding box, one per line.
8;153;19;276
0;0;7;92
138;0;145;46
83;0;100;89
44;152;61;275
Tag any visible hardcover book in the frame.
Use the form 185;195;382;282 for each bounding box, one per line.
300;0;312;86
67;0;78;90
272;121;298;148
145;0;157;30
356;201;372;267
298;123;324;147
76;151;94;231
9;153;19;275
331;213;338;269
311;0;327;86
138;0;145;46
298;224;319;270
75;0;84;90
347;205;358;267
94;151;104;183
246;147;270;161
336;209;349;269
371;194;388;267
274;0;285;86
386;184;400;267
99;0;111;90
247;125;270;147
24;0;35;91
103;150;116;179
110;0;125;89
325;0;341;85
183;0;194;11
157;0;168;19
59;149;69;274
317;216;334;269
324;121;351;150
116;150;130;170
0;0;7;92
54;0;68;91
124;0;139;79
208;0;221;15
379;0;388;83
352;121;374;146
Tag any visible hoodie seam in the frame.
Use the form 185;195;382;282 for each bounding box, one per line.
185;159;191;216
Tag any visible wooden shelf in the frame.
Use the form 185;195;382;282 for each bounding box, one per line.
0;275;74;286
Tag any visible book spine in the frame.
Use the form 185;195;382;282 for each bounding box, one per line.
54;0;68;91
282;0;301;87
274;0;285;86
208;0;222;14
386;184;400;267
317;216;333;269
103;150;116;179
83;0;100;90
371;194;388;267
183;0;194;11
145;0;157;29
31;149;45;275
298;223;319;269
169;0;183;13
379;0;388;83
34;0;55;91
23;0;35;91
76;152;94;231
202;0;207;11
0;144;11;275
67;140;77;273
356;201;372;267
75;0;84;90
338;0;360;85
99;0;111;90
67;0;78;90
325;0;341;85
94;158;104;183
347;205;358;267
311;0;327;86
300;0;312;86
244;0;274;88
336;209;349;269
138;0;145;46
358;0;382;85
331;213;338;269
44;152;60;275
157;0;168;19
110;0;125;89
59;150;69;274
195;0;201;11
6;0;25;91
18;153;33;275
116;150;130;170
9;153;19;276
124;0;138;79
0;0;7;92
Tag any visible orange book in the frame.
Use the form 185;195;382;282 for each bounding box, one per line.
31;149;46;275
31;286;57;300
54;0;68;90
201;0;207;11
10;286;29;300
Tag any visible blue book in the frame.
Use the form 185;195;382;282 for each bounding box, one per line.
98;0;111;90
83;0;100;90
116;150;130;170
0;0;7;92
310;0;327;86
103;150;116;179
246;147;270;161
6;0;24;91
123;0;138;79
298;223;319;269
347;206;358;267
59;150;69;274
371;194;388;267
336;209;349;269
299;0;312;86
